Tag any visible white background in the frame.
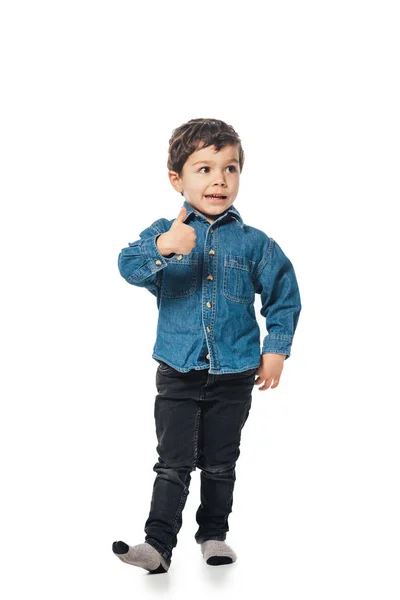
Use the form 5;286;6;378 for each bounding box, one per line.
1;1;399;598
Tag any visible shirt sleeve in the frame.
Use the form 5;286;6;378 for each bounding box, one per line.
118;218;176;297
256;237;302;360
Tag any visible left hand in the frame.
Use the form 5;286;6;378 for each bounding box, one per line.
255;353;286;391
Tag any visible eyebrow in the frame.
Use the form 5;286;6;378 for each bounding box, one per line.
192;158;240;166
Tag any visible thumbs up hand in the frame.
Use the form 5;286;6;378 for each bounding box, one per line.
161;207;197;255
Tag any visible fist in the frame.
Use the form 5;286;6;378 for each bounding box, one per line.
166;207;196;255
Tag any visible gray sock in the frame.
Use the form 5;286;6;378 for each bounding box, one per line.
200;540;237;565
112;541;169;573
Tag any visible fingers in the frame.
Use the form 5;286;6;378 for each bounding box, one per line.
176;206;187;221
254;376;280;391
260;377;273;390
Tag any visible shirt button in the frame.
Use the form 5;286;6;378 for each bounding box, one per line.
210;228;214;233
177;255;183;260
206;326;211;332
155;259;162;265
209;249;215;255
206;301;212;308
206;353;210;360
207;274;213;281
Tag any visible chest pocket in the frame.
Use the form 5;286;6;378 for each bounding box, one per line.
161;252;199;298
223;254;255;304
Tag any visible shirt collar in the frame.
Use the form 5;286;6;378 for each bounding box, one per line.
182;199;244;228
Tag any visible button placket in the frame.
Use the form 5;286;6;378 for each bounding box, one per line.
204;235;216;363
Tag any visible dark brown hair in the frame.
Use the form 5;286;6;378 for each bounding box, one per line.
167;118;245;181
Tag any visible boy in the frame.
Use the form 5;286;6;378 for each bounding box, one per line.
112;118;302;573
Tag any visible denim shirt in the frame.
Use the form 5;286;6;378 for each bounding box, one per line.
118;199;302;374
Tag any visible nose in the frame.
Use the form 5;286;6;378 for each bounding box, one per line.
213;172;227;186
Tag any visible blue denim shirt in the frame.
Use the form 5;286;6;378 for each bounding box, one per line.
118;199;302;374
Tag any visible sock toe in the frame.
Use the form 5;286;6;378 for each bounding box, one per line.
112;541;169;573
112;541;130;554
206;556;233;566
201;540;237;565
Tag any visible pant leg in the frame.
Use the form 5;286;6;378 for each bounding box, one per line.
194;367;258;544
144;364;206;562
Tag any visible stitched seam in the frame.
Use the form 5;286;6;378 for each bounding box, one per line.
255;237;275;280
268;333;293;342
167;472;190;552
223;264;254;304
160;252;199;298
193;405;201;468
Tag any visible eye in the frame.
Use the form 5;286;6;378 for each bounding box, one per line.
198;165;237;173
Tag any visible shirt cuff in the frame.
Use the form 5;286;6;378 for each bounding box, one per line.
262;334;293;359
141;234;176;272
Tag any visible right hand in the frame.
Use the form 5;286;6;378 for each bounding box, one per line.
164;207;196;255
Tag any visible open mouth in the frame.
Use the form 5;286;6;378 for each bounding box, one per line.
205;194;227;202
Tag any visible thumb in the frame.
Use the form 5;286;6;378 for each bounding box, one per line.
175;206;187;222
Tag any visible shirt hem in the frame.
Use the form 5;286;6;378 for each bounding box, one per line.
153;354;259;375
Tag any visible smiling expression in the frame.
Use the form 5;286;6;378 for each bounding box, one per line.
168;143;241;224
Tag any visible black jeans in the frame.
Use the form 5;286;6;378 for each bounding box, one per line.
144;362;258;565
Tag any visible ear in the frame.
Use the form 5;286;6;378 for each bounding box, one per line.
168;170;183;194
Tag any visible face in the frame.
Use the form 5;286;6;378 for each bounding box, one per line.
168;143;241;224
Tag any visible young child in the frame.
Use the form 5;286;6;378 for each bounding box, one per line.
112;118;302;573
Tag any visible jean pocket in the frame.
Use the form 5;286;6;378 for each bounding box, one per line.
161;252;199;298
241;367;259;378
223;254;255;304
157;361;176;375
